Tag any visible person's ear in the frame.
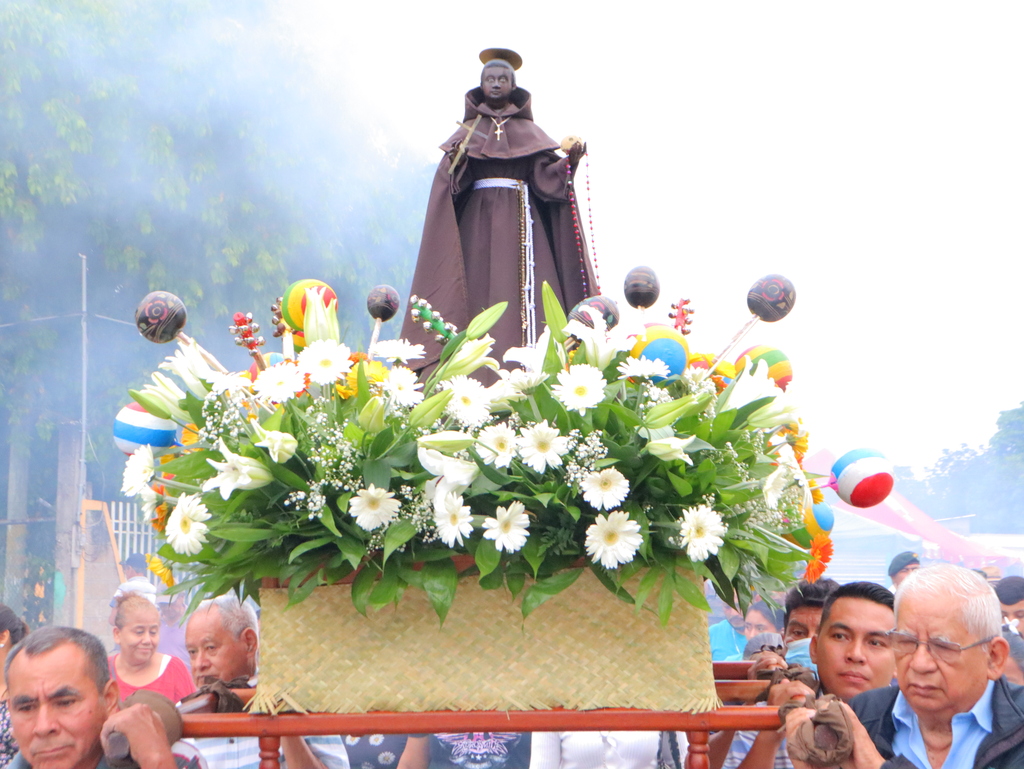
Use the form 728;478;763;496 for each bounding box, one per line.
988;636;1010;681
809;633;819;664
103;678;121;716
242;628;259;661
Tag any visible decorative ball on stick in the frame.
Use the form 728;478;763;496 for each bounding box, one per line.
568;295;621;330
735;345;793;391
623;266;661;310
367;284;401;351
281;279;337;331
135;291;187;344
113;402;178;456
629;324;690;381
827;449;895;508
747;274;796;323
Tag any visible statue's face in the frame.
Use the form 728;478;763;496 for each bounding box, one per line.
481;65;514;108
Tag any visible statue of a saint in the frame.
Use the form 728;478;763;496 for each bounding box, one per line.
402;48;597;367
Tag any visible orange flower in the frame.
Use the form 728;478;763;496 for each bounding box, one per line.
182;423;200;446
151;502;170;534
803;534;833;583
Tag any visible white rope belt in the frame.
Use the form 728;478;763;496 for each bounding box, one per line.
473;177;520;189
471;178;536;345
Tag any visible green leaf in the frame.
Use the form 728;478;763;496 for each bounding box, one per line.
465;302;508;340
368;567;400;608
286;572;320;607
657;573;675;625
717;543;740;580
382;520;417;563
350;566;377;616
521;536;546;578
356;361;371;410
507;571;526;598
521;568;582;619
474;537;500;578
478;567;504;590
288;536;334;564
421;559;458;624
541;282;569;342
266;459;310;492
407;389;454;428
184;391;205;425
667;472;693;499
362;458;391;490
590;564;635;605
731;396;776;429
634;567;661;613
369;427;395;459
157;450;218;479
673;572;710;611
210;526;277;542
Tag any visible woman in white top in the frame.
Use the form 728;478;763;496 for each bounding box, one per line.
529;732;689;769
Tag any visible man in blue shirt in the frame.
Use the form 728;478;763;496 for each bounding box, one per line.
785;564;1024;769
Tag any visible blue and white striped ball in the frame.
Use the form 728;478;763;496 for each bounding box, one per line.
113;402;178;456
831;449;894;508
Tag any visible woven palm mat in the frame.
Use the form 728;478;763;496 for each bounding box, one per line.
254;570;720;714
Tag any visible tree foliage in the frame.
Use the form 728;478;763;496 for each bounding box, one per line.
895;401;1024;533
0;0;427;502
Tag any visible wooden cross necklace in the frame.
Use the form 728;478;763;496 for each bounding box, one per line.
491;116;510;140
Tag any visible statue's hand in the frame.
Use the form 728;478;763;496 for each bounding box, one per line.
568;141;587;167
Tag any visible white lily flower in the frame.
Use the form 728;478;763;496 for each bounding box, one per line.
718;358;782;413
252;422;299;464
443;335;500;378
159;342;215;398
503;328;554;372
141;372;191;422
747;398;800;430
202;439;274;500
417;432;476;454
646;436;697;463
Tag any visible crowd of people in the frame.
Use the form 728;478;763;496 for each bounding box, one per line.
1;552;1023;769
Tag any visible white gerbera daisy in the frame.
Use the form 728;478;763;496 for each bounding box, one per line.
517;420;570;472
350;485;401;531
477;424;517;468
551;364;607;415
122;445;155;497
482;501;530;553
443;375;492;427
677;504;727;562
434;491;473;547
166;494;211;556
762;464;792;510
382;366;424;407
617;356;671;380
297;340;353;385
585;511;643;569
581;468;630;510
253;362;307;402
208;371;253;394
369;339;425;363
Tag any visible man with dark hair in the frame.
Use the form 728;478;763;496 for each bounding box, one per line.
713;582;896;769
995;575;1024;626
783;579;840;644
5;626;179;769
886;552;919;590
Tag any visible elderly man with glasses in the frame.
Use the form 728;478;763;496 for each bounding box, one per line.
785;563;1024;769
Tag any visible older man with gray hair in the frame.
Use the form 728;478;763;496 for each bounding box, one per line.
183;594;349;769
785;563;1024;769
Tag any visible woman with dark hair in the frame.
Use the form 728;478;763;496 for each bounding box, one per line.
109;593;195;702
0;603;30;769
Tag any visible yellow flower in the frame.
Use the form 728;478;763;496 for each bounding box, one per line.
146;554;175;587
810;484;824;505
344;360;388;395
182;423;200;446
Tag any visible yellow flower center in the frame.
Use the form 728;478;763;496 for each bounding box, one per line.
603;531;619;546
573;385;588;397
536;439;551;453
180;517;192;534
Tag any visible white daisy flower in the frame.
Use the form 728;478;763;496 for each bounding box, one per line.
585;511;643;569
345;737;361;746
551;364;607;415
137;485;160;518
368;736;385;747
517;420;570;473
482;501;530;553
377;752;396;766
297;339;353;386
369;339;425;363
443;375;493;427
382;366;424;407
617;356;671;380
677;505;727;562
581;468;630;510
350;485;401;531
166;494;212;556
253;362;307;402
122;445;156;497
477;424;517;468
762;464;792;510
434;491;473;547
506;368;549;393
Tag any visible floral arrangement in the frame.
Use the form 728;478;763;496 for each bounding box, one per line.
124;282;825;622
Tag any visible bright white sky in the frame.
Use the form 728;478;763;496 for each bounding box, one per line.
282;1;1024;472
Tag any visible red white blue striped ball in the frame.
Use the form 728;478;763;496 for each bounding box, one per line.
113;402;178;456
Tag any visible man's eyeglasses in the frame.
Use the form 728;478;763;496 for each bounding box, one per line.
887;631;995;664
